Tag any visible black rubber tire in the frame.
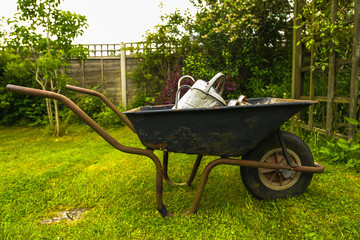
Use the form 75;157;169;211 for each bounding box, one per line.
240;131;314;200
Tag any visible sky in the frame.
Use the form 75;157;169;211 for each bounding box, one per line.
0;0;196;44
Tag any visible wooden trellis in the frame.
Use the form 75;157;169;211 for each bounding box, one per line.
292;0;360;139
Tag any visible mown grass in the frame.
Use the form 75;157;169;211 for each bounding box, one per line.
0;125;359;239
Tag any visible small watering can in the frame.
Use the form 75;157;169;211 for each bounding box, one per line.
173;72;227;109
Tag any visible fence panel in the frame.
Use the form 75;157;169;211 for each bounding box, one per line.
68;43;142;107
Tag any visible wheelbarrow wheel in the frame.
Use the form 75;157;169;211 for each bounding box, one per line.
240;131;314;200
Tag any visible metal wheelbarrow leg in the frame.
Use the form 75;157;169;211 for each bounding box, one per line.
163;151;203;186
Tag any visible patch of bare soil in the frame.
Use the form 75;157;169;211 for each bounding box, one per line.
40;208;89;224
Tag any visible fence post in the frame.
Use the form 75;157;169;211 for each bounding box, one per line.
308;45;315;130
326;0;337;137
292;0;303;100
101;58;104;90
291;0;304;130
349;0;360;139
81;61;86;88
120;42;127;108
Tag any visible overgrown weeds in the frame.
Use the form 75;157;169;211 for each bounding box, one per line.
291;119;360;173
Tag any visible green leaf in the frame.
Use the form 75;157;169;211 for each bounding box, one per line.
337;138;350;151
349;143;360;151
345;117;359;126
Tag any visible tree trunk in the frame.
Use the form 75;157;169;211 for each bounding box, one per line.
53;99;60;136
46;98;54;127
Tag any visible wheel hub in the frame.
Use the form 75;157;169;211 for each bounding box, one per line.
279;169;295;178
258;148;301;191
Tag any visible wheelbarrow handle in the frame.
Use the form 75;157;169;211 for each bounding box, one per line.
6;84;171;216
65;85;136;133
6;84;139;155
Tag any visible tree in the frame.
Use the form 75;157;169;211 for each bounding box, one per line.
0;20;4;41
4;0;88;135
130;10;193;99
298;0;353;73
183;0;293;97
132;0;293;103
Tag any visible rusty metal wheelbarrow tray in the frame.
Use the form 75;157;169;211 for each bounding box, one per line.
125;98;315;157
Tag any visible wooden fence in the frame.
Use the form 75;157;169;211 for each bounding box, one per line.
292;0;360;139
67;42;143;108
67;42;179;107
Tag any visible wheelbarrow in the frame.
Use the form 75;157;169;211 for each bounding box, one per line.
6;84;324;217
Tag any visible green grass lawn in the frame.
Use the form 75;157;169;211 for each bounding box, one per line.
0;125;359;239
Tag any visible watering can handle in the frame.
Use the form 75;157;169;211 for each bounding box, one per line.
177;75;195;90
204;72;226;96
174;85;192;109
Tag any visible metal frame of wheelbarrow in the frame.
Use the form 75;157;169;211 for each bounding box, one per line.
6;84;325;217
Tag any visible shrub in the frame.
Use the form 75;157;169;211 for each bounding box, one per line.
63;87;125;128
318;137;360;172
0;50;48;126
152;66;239;106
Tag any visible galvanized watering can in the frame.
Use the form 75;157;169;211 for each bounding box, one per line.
173;72;226;109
